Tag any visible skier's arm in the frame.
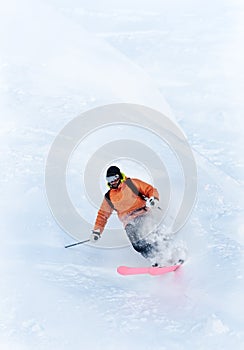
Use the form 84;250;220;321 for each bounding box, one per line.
134;179;159;200
93;198;114;234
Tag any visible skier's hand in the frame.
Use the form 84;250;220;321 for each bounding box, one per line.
146;196;159;209
90;229;101;242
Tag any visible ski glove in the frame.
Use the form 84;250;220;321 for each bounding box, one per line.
146;196;159;209
90;229;101;242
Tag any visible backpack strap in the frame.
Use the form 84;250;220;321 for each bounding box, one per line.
104;178;147;211
104;190;117;211
125;178;147;201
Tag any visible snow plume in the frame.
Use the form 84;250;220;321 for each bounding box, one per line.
124;209;188;266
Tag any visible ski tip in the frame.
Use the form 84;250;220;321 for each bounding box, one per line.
117;266;127;275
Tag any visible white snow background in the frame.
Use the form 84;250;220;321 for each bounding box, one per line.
0;0;244;349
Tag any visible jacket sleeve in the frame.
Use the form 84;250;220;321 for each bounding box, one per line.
94;197;114;233
134;178;159;200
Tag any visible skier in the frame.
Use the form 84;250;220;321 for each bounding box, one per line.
91;165;164;266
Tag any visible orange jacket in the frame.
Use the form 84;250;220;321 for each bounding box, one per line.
94;178;159;233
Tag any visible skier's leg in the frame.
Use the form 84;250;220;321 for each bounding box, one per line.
125;213;187;266
125;215;159;260
132;239;158;259
141;212;188;265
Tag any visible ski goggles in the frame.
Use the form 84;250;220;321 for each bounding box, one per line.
106;174;120;184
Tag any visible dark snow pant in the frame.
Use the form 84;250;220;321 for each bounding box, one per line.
125;214;159;260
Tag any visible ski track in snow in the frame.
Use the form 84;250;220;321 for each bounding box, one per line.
1;0;244;349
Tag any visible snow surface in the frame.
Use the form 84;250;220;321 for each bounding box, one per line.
0;0;244;349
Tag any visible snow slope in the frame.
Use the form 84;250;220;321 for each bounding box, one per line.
0;0;243;349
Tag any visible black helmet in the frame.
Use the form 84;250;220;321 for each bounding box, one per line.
106;165;122;183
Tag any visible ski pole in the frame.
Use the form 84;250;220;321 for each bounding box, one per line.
65;239;90;248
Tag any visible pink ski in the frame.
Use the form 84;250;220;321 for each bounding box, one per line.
117;266;150;275
149;264;181;275
117;263;182;276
